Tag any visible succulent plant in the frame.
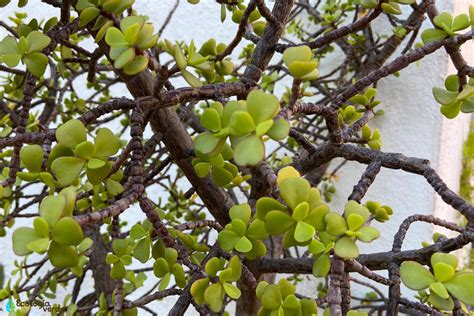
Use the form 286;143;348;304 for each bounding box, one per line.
400;252;474;311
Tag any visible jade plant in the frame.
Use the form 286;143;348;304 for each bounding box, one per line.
432;74;474;118
12;187;91;271
422;12;471;44
193;90;290;167
1;0;474;315
217;203;268;259
400;252;474;311
105;16;158;75
191;256;242;313
256;278;318;316
0;31;50;76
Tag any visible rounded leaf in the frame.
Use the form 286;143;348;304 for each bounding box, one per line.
56;119;87;149
20;144;43;172
48;241;79;268
246;90;280;124
334;236;359;259
94;128;121;157
53;217;84;246
444;272;474;305
12;227;38;256
234;134;264;166
51;157;85;186
400;261;435;290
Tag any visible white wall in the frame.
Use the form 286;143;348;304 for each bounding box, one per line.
0;0;471;314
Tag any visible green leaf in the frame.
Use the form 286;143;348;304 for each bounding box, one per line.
56;119;87;149
346;213;364;231
218;230;240;251
191;278;210;304
246;219;268;240
223;282;241;299
48;241;79;268
172;262;186;288
312;254;331;277
356;226;380;242
304;204;329;231
421;28;447;44
164;247;178;264
301;298;318;315
229;111;255;135
123;55;149;75
360;0;378;9
427;291;454;311
279;177;310;210
433;12;453;30
201;108;222;131
53;217;84;246
288;61;317;79
255;120;274;137
20;144;43;172
114;47;135;69
111;262;126;279
235;236;253;252
282;294;300;310
87;160;111;184
204;283;225;312
461;98;474;113
400;261;435;290
194;162;211;177
381;2;401;15
246;90;280;124
452;13;470;31
26;31;50;53
205;257;223;277
75;141;94;159
33;217;49;238
58;185;77;214
79;7;100;27
265;211;294;235
113;239;129;257
457;85;474;100
27;237;50;254
440;100;462;119
234;134;264;166
133;237;151;263
51;157;85;186
94;128;121;157
283;45;312;66
334;236;359;259
444;272;474;305
432;87;458;105
39;195;66;226
344;200;370;221
325;212;347;236
194;132;223;156
445;75;459;92
105;27;127;47
173;45;187;69
226;255;242;282
292;202;309;221
153;258;170;277
88;158;106;169
24;52;48;77
182;68;203;87
261;284;282;310
294;221;315;242
256;197;287;220
430;282;449;299
267;118;290;141
12;227;39;256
